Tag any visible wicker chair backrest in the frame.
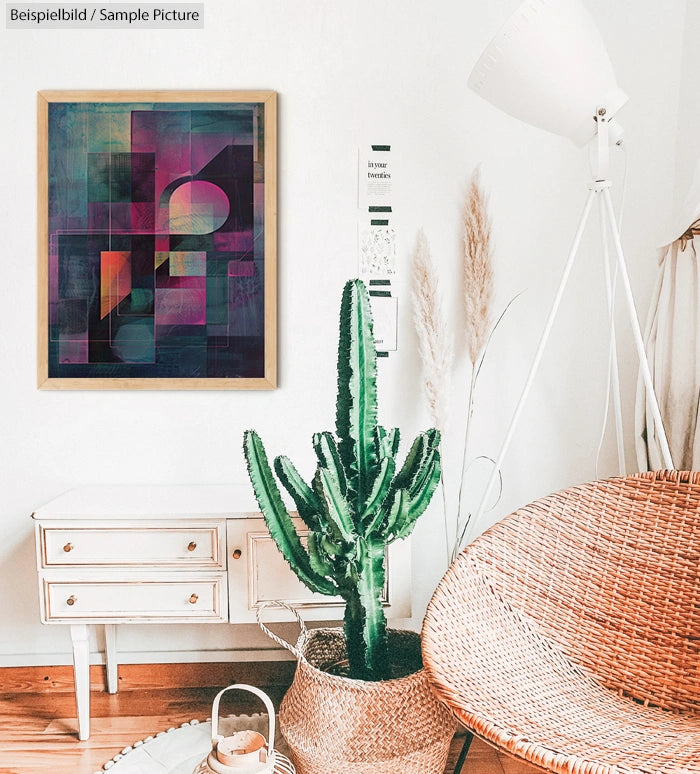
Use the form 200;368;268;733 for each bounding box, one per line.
468;470;700;713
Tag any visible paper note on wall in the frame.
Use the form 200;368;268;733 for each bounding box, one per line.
358;225;397;281
358;145;394;209
370;295;398;352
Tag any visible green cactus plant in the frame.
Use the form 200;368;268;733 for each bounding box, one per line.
244;279;441;681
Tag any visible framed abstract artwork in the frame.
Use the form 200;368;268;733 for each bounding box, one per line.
37;90;277;389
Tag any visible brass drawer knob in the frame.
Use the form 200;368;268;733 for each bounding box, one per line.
63;543;74;553
66;595;77;606
189;593;198;604
232;549;242;560
187;541;197;552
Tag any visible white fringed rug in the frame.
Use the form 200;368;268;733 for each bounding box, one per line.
97;714;287;774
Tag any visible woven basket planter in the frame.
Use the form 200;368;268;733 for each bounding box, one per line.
259;606;457;774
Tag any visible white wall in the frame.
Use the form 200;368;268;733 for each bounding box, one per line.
0;0;688;666
675;1;700;208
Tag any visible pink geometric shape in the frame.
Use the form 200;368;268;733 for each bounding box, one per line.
155;280;207;325
228;260;255;277
131;202;155;232
109;203;132;232
168;181;230;234
213;231;254;252
156;275;206;290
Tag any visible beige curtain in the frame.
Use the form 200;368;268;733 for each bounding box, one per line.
635;231;700;470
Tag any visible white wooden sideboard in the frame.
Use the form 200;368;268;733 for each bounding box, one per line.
32;485;411;740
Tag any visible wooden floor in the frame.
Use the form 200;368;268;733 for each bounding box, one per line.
0;663;538;774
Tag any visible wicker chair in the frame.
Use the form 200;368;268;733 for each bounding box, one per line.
422;470;700;774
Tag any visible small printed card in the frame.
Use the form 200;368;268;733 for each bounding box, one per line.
370;295;398;352
358;225;397;281
358;145;394;209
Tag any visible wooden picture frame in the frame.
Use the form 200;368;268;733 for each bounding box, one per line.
38;90;277;390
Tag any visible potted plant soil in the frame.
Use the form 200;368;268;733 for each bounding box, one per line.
243;279;457;774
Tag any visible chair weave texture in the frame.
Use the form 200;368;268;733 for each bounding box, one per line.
422;470;700;774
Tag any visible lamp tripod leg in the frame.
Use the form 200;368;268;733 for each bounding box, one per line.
467;188;598;541
601;187;674;470
598;194;626;475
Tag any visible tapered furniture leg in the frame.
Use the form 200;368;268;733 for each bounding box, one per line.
70;624;90;740
104;624;118;694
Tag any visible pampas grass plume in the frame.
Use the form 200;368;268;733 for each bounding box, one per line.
411;228;453;432
463;168;494;364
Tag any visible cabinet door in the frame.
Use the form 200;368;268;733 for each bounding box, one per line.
227;517;411;623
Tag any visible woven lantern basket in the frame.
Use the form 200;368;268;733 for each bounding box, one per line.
258;603;457;774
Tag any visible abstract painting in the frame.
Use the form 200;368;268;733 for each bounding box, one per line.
38;90;277;389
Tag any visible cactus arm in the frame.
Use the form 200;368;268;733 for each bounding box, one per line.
407;434;440;499
391;428;440;495
311;469;348;545
374;425;387;456
388;428;401;457
362;457;396;535
336;279;379;509
409;442;440;499
243;430;337;596
313;432;347;496
318;467;355;542
389;434;427;496
394;457;442;540
381;487;409;540
375;426;400;461
274;455;322;529
307;532;338;581
362;456;396;533
378;434;441;542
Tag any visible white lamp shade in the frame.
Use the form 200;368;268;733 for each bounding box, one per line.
468;0;628;147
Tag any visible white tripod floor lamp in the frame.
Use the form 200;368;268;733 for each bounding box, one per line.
466;0;674;538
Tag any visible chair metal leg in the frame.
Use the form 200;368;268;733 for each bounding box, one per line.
454;730;474;774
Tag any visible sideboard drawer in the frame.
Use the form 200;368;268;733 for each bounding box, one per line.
39;522;225;569
42;576;227;623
